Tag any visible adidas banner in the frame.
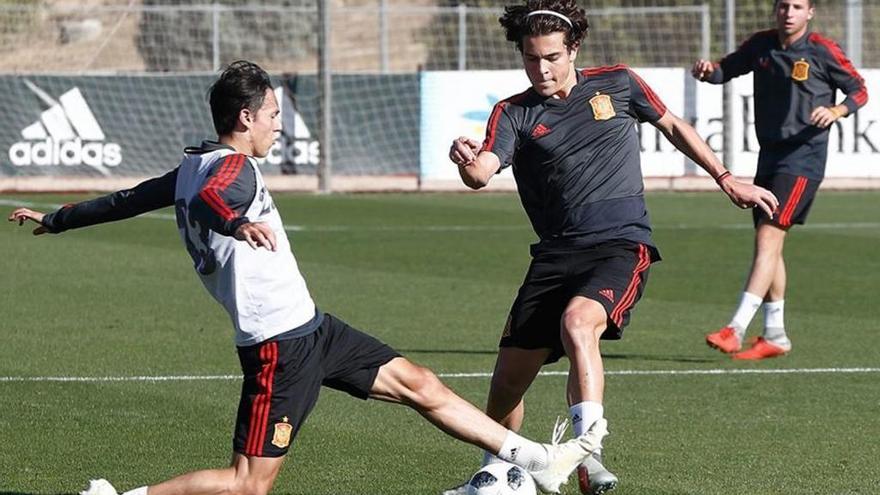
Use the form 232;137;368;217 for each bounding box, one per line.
0;74;419;178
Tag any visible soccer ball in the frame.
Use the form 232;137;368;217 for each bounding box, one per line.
466;462;537;495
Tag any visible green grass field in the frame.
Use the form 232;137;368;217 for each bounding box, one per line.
2;191;879;495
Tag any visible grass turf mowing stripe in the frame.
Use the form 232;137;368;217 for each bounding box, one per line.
3;367;879;383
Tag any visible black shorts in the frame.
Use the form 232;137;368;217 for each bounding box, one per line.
233;313;400;457
502;241;657;364
753;173;821;228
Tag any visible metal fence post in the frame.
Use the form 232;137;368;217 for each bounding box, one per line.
846;0;863;67
457;3;467;71
318;0;332;193
700;3;710;60
380;0;389;73
212;3;220;72
723;0;735;172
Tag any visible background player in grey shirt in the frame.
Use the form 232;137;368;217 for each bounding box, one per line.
693;0;867;360
445;1;778;494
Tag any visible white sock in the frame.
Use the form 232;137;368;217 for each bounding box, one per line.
763;300;789;346
122;488;148;495
729;292;763;339
764;300;785;330
571;401;604;454
496;430;548;472
570;401;604;437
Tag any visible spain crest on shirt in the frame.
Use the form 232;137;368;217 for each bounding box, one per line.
791;59;810;82
589;93;615;120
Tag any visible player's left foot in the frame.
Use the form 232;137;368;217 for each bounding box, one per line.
578;451;618;494
706;326;742;354
732;337;790;360
530;418;608;494
79;479;118;495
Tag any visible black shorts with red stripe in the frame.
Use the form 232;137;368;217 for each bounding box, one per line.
752;173;821;228
501;240;658;364
233;313;400;458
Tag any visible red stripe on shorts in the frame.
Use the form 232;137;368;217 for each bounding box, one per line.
610;244;651;328
779;176;808;227
245;342;279;456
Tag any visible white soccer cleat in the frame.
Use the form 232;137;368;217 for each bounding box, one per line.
439;482;469;495
578;451;619;494
529;418;608;494
79;479;118;495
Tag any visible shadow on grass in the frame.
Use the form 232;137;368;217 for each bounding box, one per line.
397;348;497;355
602;352;717;364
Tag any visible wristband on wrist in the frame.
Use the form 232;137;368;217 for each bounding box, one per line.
715;170;732;185
829;107;845;119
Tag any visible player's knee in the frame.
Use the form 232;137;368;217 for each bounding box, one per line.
561;307;606;346
400;365;448;410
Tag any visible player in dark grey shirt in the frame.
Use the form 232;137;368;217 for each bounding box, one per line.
693;0;867;360
444;2;777;494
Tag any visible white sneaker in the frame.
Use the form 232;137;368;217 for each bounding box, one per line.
529;418;608;494
577;451;618;494
80;479;118;495
439;482;469;495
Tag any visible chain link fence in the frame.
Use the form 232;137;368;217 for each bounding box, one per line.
0;1;875;189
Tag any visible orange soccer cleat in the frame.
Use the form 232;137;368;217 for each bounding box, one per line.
732;337;790;360
705;326;742;354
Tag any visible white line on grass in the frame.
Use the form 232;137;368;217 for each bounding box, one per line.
2;368;879;383
2;199;878;232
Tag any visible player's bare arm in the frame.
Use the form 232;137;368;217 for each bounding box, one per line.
234;222;276;251
810;104;848;129
691;59;715;81
449;137;501;189
652;111;779;217
8;208;48;235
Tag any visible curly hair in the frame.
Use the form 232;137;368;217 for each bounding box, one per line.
499;0;589;52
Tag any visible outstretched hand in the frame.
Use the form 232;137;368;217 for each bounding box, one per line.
8;207;49;235
234;221;277;251
718;177;779;218
691;59;715;81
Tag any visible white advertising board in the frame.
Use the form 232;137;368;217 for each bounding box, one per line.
422;68;879;179
695;69;880;178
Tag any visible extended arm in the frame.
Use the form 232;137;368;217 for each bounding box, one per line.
652;111;779;217
692;34;758;84
8;168;178;235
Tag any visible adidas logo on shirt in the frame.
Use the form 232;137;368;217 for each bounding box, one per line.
8;85;122;174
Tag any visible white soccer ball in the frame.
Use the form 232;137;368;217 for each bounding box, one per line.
466;462;537;495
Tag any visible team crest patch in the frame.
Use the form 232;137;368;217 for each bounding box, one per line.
271;417;293;448
589;93;615;120
791;59;810;82
502;314;512;338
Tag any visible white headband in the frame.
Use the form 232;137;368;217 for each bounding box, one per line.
526;10;573;27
